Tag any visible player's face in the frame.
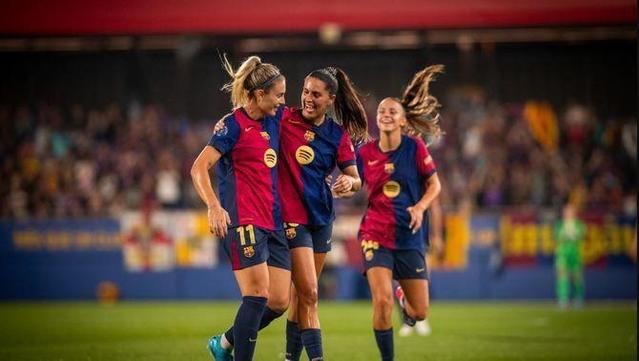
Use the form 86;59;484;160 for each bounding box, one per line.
257;78;286;117
563;204;576;220
376;98;406;133
301;76;335;122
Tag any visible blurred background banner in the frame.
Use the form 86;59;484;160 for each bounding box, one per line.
0;211;635;300
0;0;636;301
499;211;636;267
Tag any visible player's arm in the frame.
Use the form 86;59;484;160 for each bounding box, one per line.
429;196;444;256
332;132;360;197
407;173;441;234
190;146;231;238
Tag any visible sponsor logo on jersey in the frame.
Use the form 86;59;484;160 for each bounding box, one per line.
264;148;277;168
295;145;315;165
382;180;401;198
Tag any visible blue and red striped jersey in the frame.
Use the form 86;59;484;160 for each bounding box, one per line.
278;107;356;225
357;135;437;251
207;107;283;231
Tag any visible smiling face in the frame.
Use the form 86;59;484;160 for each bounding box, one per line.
255;78;286;117
376;97;406;134
301;76;335;122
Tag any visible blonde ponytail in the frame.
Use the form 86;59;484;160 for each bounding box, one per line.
221;54;282;109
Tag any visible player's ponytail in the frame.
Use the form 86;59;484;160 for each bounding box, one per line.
400;64;444;142
221;54;283;109
307;67;369;144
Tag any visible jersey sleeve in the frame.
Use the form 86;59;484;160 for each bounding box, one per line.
337;132;356;170
207;114;240;155
415;137;437;178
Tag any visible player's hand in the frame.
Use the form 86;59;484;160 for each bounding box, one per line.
332;189;355;199
332;174;354;194
407;204;426;234
208;205;231;238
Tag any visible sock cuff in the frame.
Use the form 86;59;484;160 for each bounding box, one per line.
374;328;393;335
242;295;268;306
300;328;321;335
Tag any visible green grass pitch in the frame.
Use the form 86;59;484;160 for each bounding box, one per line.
0;301;635;361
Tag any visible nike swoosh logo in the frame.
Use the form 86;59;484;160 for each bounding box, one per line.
368;160;379;165
245;127;254;132
326;239;332;244
249;337;257;342
288;119;303;124
416;268;425;272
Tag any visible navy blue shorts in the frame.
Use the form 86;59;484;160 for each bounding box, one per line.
284;223;333;253
223;225;290;271
361;241;428;280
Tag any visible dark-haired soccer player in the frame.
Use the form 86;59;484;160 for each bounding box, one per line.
279;67;368;361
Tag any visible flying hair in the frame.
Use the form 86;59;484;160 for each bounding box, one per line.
399;64;444;142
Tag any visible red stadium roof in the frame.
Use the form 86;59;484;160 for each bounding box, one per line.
1;0;636;36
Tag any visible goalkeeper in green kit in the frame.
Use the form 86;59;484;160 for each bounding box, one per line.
554;203;586;309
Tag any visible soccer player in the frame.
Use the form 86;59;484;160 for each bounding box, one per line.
355;65;444;360
279;67;368;361
191;55;288;361
554;202;586;309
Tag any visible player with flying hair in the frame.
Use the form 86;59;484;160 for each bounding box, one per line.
344;65;444;360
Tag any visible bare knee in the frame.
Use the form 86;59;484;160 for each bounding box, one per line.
244;287;269;299
267;294;289;314
373;294;394;324
297;284;319;308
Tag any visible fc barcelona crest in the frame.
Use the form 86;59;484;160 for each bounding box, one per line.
365;250;374;261
384;163;395;174
260;131;270;140
304;130;315;142
243;245;255;258
285;227;297;240
361;240;379;261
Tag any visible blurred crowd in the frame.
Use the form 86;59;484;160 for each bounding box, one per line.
429;86;636;215
0;102;206;218
0;87;636;219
